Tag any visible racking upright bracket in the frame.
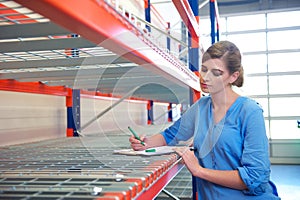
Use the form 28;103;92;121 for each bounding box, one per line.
210;0;220;44
172;0;200;39
172;1;201;200
172;0;201;102
14;0;200;92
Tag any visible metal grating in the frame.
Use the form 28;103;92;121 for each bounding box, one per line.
156;166;193;199
0;47;116;63
0;0;48;25
0;0;185;70
0;1;133;81
0;134;184;199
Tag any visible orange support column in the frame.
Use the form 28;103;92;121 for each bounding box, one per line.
193;71;201;102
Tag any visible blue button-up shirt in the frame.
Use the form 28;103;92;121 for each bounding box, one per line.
161;96;280;199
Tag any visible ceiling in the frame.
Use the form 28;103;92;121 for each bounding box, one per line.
151;0;300;16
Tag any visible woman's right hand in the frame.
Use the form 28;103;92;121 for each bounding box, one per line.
129;135;148;151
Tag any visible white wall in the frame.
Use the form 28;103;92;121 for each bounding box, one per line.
270;139;300;164
0;90;174;147
152;102;169;125
0;90;66;146
80;95;148;135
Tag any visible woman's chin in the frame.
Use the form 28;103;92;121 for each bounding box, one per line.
201;87;209;94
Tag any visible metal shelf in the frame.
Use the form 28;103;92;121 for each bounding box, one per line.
0;0;201;103
0;132;184;199
0;2;196;198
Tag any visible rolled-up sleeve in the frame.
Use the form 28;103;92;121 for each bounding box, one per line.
238;166;270;195
161;112;195;145
161;99;203;145
161;118;182;145
237;106;271;195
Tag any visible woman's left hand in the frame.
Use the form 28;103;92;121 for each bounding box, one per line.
173;147;202;177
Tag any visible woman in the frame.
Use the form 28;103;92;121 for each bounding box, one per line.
129;41;280;199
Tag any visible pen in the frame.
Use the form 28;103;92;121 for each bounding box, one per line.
128;126;145;146
190;147;197;151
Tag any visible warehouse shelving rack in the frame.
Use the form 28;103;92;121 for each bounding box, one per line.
0;0;200;90
0;134;185;199
0;0;206;199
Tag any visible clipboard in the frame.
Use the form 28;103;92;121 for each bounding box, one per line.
113;146;176;156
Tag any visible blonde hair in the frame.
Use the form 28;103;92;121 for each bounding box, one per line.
202;41;244;87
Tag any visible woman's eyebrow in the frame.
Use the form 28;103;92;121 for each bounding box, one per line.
202;64;222;70
212;68;223;71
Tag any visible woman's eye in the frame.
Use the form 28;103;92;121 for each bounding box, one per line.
201;66;224;76
201;66;208;72
212;69;223;76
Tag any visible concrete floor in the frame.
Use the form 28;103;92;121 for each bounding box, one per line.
271;165;300;200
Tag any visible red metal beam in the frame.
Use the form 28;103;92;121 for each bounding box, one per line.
0;80;69;96
14;0;200;91
172;0;200;38
135;159;184;200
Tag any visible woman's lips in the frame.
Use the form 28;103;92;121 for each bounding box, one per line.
201;82;208;89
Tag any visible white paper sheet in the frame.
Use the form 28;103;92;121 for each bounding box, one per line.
113;146;176;156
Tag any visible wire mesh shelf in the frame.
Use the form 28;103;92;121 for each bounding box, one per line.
0;135;183;199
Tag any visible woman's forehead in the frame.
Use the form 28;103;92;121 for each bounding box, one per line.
202;58;225;69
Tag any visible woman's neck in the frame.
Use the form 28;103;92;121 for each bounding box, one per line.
210;89;239;124
211;89;239;111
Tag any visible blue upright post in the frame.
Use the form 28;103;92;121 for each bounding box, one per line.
167;22;171;51
215;0;220;42
210;0;216;44
145;0;153;125
168;103;173;122
72;89;80;136
147;100;154;125
188;3;199;73
71;34;79;57
187;0;200;103
188;1;199;200
67;89;80;137
144;0;151;32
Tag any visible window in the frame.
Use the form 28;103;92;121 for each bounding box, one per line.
269;97;300;117
269;75;300;94
267;11;300;28
270;120;300;139
269;97;300;138
227;14;265;31
243;76;268;96
200;18;227;49
267;30;300;50
268;52;300;72
223;9;300;140
227;33;266;52
243;54;267;74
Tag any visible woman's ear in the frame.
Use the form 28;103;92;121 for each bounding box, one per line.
229;71;240;84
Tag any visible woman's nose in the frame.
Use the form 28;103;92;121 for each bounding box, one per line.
200;71;210;81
